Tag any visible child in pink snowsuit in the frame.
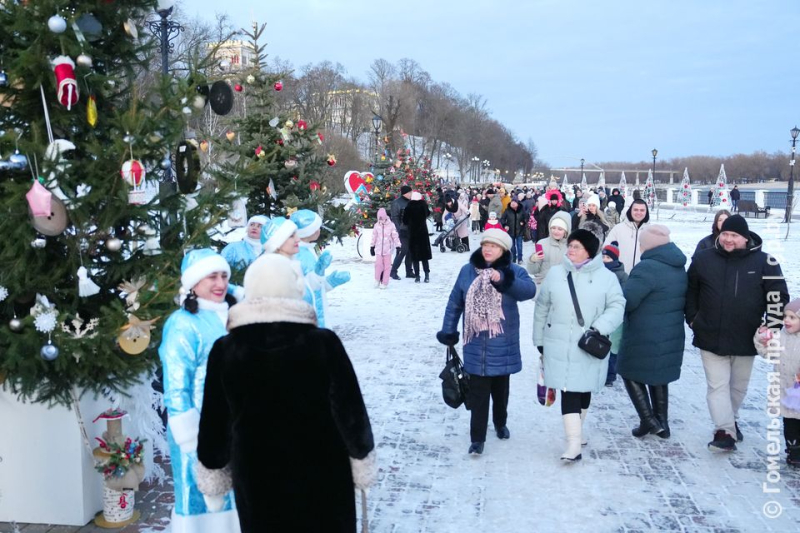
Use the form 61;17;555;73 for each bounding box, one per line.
370;207;401;288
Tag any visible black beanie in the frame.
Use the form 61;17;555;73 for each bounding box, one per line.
400;185;412;196
568;228;600;258
720;214;749;239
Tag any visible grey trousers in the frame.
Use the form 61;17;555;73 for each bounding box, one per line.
700;350;755;437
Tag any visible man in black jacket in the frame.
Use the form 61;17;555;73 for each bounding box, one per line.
390;185;413;280
730;185;741;213
686;215;789;452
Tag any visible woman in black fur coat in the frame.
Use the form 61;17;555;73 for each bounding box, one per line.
196;253;376;533
403;191;433;282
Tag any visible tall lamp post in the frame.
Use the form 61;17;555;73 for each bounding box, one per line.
786;126;800;223
371;114;382;165
580;158;584;184
148;1;184;76
652;148;658;182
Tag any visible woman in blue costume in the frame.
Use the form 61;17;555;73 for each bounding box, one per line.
159;248;240;533
289;209;350;328
220;215;268;273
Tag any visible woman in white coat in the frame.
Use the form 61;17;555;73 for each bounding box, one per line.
533;227;625;462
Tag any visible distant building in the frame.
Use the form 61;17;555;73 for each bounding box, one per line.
209;40;256;71
323;89;379;136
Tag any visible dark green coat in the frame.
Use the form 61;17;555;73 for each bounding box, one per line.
617;242;688;385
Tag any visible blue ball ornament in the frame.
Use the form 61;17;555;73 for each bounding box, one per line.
40;342;59;361
377;175;384;181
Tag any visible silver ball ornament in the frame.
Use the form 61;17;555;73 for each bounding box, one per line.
246;74;256;84
41;343;59;361
76;54;93;68
0;71;8;87
48;15;68;33
31;238;46;249
160;157;172;169
219;59;230;70
193;95;206;109
106;238;122;252
8;152;27;170
9;318;23;332
182;106;192;115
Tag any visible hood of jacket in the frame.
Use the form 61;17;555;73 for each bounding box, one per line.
640;241;687;268
377;207;389;222
549;210;573;234
625;199;651;225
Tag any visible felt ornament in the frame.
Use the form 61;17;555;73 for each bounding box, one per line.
87;95;98;127
78;266;101;297
52;56;79;110
121;159;146;187
26;179;53;217
118;315;159;355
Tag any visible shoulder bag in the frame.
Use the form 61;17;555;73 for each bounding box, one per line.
567;272;612;360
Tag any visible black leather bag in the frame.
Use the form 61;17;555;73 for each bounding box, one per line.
439;346;471;410
567;272;612;360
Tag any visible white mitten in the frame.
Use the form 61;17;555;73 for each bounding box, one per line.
203;494;225;512
350;450;377;491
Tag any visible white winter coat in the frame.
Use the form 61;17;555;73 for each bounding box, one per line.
604;218;649;274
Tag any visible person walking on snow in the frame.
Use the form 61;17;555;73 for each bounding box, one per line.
437;229;536;456
390;185;414;280
370;207;401;289
603;198;650;273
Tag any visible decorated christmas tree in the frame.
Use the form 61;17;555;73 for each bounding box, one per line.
359;145;438;224
619;171;628;199
713;164;731;210
0;0;234;405
643;169;657;209
208;23;353;259
678;167;692;207
580;172;588;192
597;171;606;191
561;173;570;192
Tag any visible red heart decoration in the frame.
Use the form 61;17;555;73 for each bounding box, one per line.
344;171;373;196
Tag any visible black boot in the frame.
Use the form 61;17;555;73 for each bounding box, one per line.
649;384;670;439
424;272;430;283
623;379;665;438
787;440;800;468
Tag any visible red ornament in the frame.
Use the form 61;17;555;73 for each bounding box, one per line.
274;81;283;91
722;198;727;203
318;132;324;142
53;56;79;110
234;84;243;92
310;181;320;191
255;146;265;158
684;184;689;188
719;182;724;187
297;120;307;131
276;138;284;146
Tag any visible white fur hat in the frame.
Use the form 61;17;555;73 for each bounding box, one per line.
247;215;268;227
243;253;305;300
260;217;298;253
180;248;230;293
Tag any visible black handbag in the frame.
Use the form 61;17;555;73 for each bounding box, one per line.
567;272;612;359
439;346;471;410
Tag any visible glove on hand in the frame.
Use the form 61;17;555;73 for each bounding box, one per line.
328;270;351;288
315;250;333;276
436;331;460;346
370;246;375;256
395;247;401;253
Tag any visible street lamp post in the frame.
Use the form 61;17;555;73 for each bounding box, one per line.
580;158;584;184
652;148;658;182
786;126;800;223
371;114;382;165
148;1;183;76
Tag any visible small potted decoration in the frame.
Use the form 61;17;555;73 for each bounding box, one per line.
92;409;146;528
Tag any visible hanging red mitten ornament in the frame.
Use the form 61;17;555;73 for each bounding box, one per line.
52;56;79;110
26;180;53;217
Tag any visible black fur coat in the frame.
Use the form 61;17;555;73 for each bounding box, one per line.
197;299;375;532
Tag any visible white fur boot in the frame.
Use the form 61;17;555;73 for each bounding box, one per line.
561;413;583;462
581;408;588;446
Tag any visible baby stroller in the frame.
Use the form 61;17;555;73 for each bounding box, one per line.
434;214;471;253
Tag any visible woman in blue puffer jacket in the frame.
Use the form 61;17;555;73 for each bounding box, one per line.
437;229;537;456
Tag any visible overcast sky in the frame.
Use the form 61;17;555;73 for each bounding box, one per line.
180;0;799;168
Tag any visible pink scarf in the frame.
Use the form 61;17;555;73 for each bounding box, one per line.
464;268;505;343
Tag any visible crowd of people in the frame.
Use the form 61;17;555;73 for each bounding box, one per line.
153;180;797;532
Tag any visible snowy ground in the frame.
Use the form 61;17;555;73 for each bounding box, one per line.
324;210;800;533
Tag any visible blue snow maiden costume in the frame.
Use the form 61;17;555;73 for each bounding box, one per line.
290;209;350;328
159;248;240;533
220;215;268;273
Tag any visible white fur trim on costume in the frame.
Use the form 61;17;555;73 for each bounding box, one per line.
243;254;306;300
350;449;377;490
181;255;230;294
168;408;200;453
169;507;241;533
262;220;297;253
228;297;317;330
295;213;322;239
248;215;268;227
196;462;233;497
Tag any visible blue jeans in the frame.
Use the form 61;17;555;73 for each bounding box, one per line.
606;352;617;383
511;236;524;261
